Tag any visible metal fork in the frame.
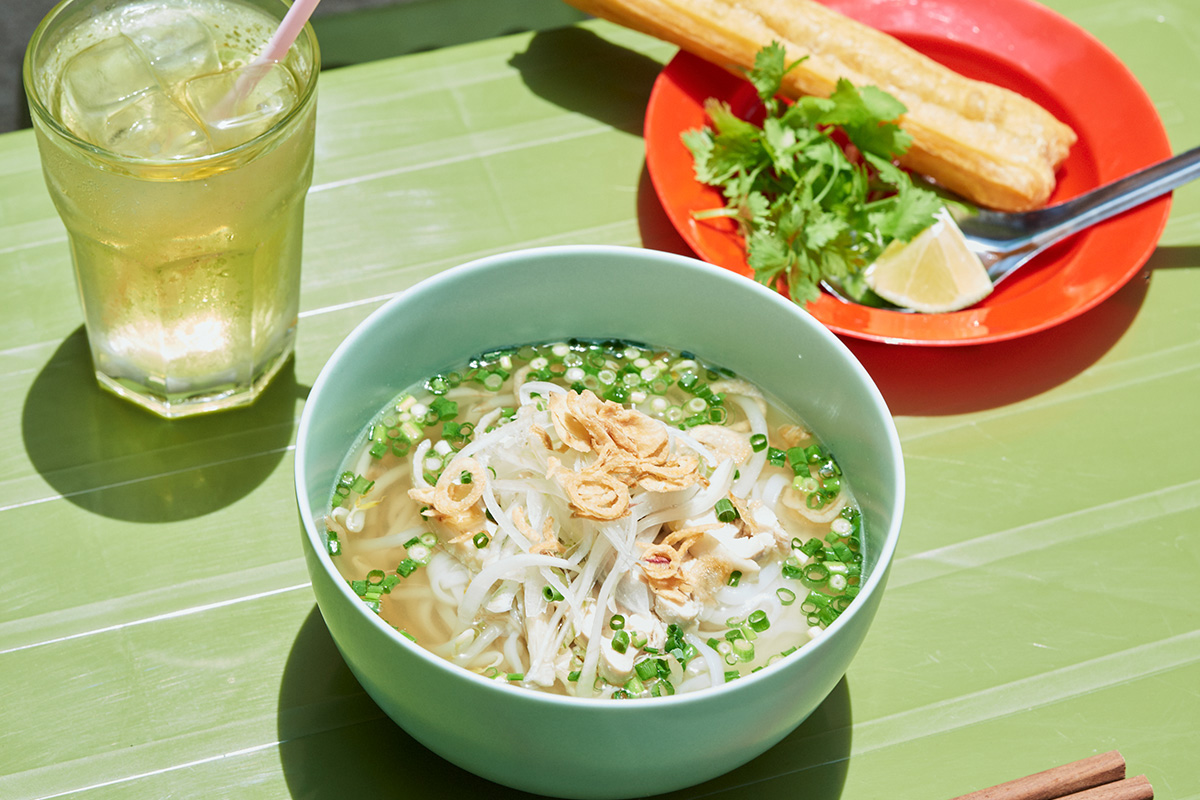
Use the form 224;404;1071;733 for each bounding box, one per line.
956;145;1200;284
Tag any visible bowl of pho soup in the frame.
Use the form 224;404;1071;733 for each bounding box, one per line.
295;244;904;799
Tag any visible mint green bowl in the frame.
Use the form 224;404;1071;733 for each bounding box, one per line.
295;245;904;799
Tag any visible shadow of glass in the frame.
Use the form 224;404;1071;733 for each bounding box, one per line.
21;325;308;522
509;27;666;137
278;605;853;800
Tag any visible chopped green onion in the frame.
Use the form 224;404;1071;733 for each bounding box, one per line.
748;609;770;632
472;532;490;549
325;531;341;557
651;679;676;697
803;591;831;611
429;396;458;420
604;385;630;404
800;538;825;557
665;623;686;652
612;630;631;653
610;614;625;630
634;660;659;681
673;644;698;667
630;631;648;649
731;638;755;662
777;588;797;605
794;475;819;494
542;585;564;602
506;673;524;681
715;498;739;523
803;563;830;584
724;670;740;682
727;570;742;587
766;447;787;467
396;558;419;577
749;433;768;452
567;670;581;682
393;421;420;443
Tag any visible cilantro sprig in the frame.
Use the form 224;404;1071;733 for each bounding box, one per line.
682;42;943;304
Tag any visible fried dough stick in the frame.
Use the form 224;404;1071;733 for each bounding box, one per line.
563;0;1077;211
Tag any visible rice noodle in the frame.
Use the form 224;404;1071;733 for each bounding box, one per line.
357;524;429;552
326;340;865;699
686;631;726;691
457;554;578;628
730;394;769;498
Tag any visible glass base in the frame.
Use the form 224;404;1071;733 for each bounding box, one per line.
94;340;294;419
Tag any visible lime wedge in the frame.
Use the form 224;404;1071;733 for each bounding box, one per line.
862;211;993;313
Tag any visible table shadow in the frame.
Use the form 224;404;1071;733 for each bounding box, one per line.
20;325;307;522
509;27;666;137
634;164;1186;416
278;605;853;800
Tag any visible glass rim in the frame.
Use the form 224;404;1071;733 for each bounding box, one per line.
21;0;321;168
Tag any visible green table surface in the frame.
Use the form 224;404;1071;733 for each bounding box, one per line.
2;4;1198;799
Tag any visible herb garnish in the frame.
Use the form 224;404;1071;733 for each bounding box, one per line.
682;42;944;304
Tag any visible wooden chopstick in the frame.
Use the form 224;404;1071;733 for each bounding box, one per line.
949;751;1152;800
1057;775;1154;800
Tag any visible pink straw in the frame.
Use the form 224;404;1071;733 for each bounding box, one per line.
254;0;323;66
214;0;321;118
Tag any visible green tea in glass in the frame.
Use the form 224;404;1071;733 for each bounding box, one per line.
24;0;319;417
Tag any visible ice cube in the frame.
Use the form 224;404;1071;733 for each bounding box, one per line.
102;88;213;159
58;36;158;142
184;63;299;152
119;5;220;88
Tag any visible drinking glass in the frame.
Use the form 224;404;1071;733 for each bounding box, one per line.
23;0;319;417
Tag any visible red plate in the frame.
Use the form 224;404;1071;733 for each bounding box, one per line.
644;0;1172;345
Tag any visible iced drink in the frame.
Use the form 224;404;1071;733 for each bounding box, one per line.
23;0;319;417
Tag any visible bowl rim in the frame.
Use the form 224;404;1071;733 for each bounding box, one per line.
295;243;905;709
